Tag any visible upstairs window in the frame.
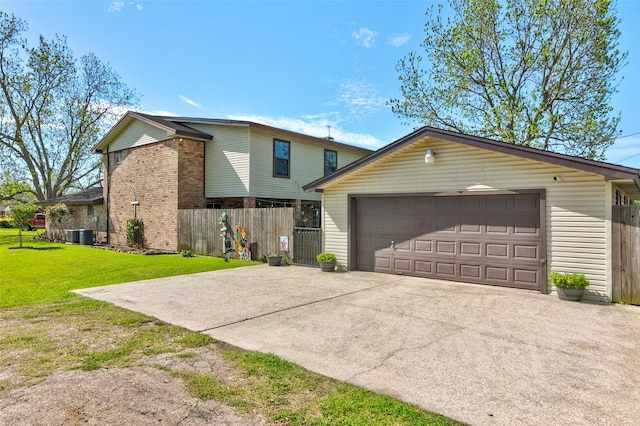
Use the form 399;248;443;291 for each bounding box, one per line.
324;149;337;176
113;151;125;163
273;139;290;178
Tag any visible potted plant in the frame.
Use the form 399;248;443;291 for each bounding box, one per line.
316;252;337;272
549;272;590;301
267;251;282;266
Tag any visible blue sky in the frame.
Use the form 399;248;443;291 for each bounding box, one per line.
3;0;640;168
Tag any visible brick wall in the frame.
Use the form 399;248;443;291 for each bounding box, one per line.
45;204;106;242
107;139;175;251
105;137;206;251
178;139;207;209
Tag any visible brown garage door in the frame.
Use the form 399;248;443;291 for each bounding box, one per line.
355;193;544;290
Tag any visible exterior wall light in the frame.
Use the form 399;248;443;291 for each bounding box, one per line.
425;149;435;164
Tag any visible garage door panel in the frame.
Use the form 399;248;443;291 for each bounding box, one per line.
486;224;509;234
355;193;542;291
435;197;457;211
415;219;436;233
515;194;539;210
436;218;456;232
486;243;509;257
514;245;539;260
460;219;482;233
374;254;392;270
415;260;433;273
394;258;411;272
461;242;481;256
514;216;540;235
436;262;456;276
414;239;433;252
514;269;539;287
461;264;481;279
436;241;456;254
486;196;510;210
461;196;485;210
486;266;508;281
394;239;411;251
393;219;412;233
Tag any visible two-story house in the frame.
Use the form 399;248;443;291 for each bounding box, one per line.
92;111;372;252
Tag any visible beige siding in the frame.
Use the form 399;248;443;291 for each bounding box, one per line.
248;129;367;201
109;120;168;151
322;136;611;302
192;124;250;198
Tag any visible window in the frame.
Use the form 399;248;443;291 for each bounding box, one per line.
273;139;290;178
324;149;337;176
87;205;94;216
113;151;125;163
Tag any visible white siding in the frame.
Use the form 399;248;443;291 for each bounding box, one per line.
322;136;611;302
109;120;168;151
248;129;366;201
192;124;250;198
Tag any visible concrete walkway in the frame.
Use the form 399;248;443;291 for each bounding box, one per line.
76;264;640;425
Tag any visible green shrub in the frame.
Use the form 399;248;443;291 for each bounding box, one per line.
45;203;70;224
0;217;15;228
180;250;194;258
316;252;336;262
549;272;590;288
125;218;144;248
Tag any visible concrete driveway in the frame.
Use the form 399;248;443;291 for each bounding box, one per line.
76;264;640;425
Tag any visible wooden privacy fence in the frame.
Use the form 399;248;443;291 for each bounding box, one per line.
612;205;640;305
178;208;294;261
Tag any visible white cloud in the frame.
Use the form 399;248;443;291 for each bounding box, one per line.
226;113;383;149
337;80;387;120
388;33;411;47
179;95;203;109
108;1;124;12
352;28;378;48
145;110;179;117
108;2;143;13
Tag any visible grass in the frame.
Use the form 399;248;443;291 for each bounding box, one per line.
0;229;464;425
0;228;260;308
179;351;457;425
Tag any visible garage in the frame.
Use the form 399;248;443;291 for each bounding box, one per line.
353;192;544;290
303;126;640;301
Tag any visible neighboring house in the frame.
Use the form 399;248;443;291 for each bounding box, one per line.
92;111;372;252
41;187;105;241
303;126;640;303
0;202;9;218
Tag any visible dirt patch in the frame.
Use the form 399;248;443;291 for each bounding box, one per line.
0;347;267;425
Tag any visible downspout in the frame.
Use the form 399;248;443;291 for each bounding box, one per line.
105;147;110;244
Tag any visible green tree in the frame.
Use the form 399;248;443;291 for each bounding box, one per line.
8;201;38;248
0;171;30;202
0;12;138;202
389;0;627;160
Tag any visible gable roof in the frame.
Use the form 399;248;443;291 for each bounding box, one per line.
92;111;213;153
303;126;640;198
93;111;373;156
40;187;104;206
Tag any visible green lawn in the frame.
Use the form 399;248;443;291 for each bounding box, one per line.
0;229;464;425
0;228;260;308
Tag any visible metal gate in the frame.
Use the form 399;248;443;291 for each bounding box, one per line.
292;227;321;266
